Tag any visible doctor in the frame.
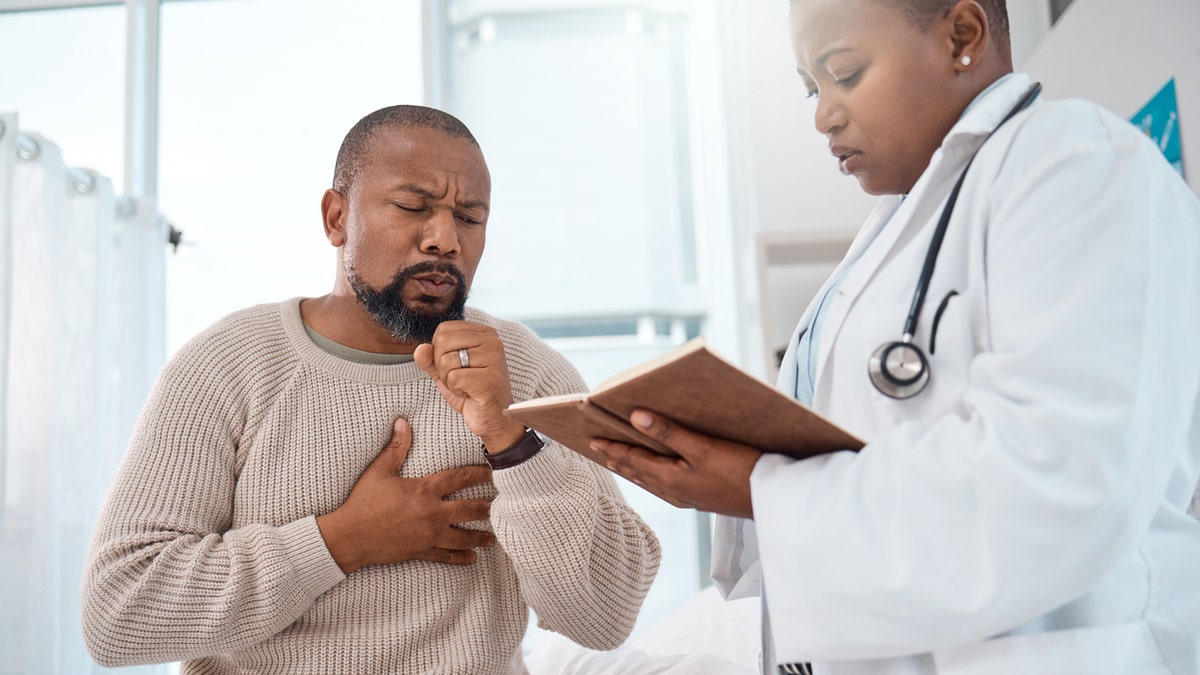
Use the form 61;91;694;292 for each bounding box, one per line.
590;0;1200;673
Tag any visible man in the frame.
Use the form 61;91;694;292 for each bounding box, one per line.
81;105;661;674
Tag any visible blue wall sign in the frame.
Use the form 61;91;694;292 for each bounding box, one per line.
1131;78;1184;178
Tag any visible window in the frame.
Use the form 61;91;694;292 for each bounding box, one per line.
158;0;424;352
0;5;126;187
443;0;733;642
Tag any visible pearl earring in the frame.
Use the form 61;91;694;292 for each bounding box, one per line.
960;55;972;67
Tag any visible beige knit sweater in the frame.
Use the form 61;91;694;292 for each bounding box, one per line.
81;298;661;674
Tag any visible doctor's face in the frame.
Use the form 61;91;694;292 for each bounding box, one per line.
788;0;966;195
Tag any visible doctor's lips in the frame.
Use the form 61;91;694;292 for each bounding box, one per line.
831;145;862;175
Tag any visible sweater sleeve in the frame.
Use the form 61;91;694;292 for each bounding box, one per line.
80;330;345;667
487;326;661;651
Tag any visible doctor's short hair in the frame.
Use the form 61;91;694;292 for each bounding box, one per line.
332;105;479;194
882;0;1012;65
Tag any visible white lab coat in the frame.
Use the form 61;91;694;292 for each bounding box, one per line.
713;73;1200;675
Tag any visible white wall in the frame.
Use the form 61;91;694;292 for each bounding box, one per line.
1021;0;1200;195
715;0;875;372
717;0;876;240
1008;0;1053;71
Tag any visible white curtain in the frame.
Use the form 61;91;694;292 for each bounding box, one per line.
0;113;167;675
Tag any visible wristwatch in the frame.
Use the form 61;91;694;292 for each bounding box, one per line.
482;427;544;470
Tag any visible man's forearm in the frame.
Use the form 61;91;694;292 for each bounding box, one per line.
82;516;342;666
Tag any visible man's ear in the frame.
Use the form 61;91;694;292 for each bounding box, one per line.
946;0;988;71
322;188;347;247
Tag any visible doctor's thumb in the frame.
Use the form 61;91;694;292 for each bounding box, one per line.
631;410;678;445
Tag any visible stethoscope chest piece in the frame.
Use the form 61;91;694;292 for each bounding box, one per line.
864;81;1041;401
868;337;930;399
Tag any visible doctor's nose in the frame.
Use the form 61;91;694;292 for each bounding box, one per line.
814;94;846;138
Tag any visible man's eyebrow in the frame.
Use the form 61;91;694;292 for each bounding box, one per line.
390;183;488;211
390;183;438;198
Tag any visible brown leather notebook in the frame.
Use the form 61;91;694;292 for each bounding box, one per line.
504;338;864;467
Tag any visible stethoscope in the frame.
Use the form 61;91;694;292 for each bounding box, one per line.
868;82;1042;399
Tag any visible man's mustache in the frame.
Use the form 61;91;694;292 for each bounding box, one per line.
383;261;466;292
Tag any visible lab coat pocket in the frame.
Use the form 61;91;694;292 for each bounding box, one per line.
922;288;976;399
930;620;1170;675
928;290;959;358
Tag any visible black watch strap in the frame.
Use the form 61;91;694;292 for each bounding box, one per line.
483;428;544;470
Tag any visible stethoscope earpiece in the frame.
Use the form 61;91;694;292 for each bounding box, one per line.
868;338;930;399
867;82;1041;400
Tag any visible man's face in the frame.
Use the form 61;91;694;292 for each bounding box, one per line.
789;0;963;195
334;125;491;342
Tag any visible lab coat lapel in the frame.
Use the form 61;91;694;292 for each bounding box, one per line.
775;194;903;397
806;191;918;398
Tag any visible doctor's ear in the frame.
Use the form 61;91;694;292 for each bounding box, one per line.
946;0;989;71
321;188;347;247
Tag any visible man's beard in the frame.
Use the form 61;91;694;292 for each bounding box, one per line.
347;260;468;343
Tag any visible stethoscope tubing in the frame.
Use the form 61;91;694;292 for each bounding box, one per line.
903;82;1043;339
872;82;1043;398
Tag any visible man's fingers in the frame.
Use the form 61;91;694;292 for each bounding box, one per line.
372;417;412;475
431;464;493;495
438;525;495;551
421;548;479;565
443;498;493;524
439;344;484;374
430;320;491;348
413;343;439;381
428;322;504;378
414;342;470;408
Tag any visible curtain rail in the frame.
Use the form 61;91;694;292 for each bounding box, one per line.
0;0;117;13
2;121;137;216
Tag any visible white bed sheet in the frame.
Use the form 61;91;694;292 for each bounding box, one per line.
526;585;760;674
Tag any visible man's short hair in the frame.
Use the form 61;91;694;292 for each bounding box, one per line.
332;105;479;194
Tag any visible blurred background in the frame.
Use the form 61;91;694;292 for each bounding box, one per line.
2;0;1196;671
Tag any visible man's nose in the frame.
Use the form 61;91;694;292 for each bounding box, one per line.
420;209;460;256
